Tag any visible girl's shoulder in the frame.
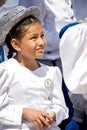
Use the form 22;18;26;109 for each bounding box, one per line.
0;58;19;72
1;57;16;65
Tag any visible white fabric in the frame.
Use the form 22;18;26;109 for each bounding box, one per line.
59;23;87;94
0;58;68;130
65;0;72;6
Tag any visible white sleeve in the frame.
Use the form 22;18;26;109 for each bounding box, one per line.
59;23;87;94
0;65;23;125
47;67;68;125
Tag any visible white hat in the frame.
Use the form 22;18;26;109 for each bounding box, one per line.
0;6;40;45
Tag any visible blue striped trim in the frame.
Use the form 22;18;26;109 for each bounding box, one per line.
59;22;81;39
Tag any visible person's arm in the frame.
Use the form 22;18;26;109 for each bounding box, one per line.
72;108;85;123
65;92;86;130
0;66;23;125
59;22;87;94
69;92;87;122
22;107;52;130
47;67;69;125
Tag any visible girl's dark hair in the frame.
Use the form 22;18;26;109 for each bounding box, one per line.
5;15;40;59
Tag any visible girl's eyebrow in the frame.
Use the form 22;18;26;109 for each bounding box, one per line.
29;31;44;35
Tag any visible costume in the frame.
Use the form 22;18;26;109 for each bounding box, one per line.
59;22;87;129
60;1;87;129
0;2;72;129
0;58;68;130
59;23;87;94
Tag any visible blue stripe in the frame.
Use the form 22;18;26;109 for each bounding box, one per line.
59;22;81;39
0;46;4;63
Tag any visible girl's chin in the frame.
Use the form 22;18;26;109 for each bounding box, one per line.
36;55;44;59
36;53;44;58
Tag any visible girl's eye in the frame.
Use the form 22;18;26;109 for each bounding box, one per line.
30;36;37;40
41;34;45;38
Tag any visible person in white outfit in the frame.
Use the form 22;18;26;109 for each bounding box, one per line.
0;6;68;130
59;22;87;130
0;1;75;129
59;1;87;128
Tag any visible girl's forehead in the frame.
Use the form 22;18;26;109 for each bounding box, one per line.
24;22;43;33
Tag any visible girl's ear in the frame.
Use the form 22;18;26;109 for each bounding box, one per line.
11;39;21;52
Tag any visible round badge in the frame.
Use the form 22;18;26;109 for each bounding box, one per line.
44;78;52;89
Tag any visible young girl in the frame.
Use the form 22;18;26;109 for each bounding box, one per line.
0;6;68;130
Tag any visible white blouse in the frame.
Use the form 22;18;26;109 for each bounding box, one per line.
0;58;68;130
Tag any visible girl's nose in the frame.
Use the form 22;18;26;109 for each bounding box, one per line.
37;37;45;45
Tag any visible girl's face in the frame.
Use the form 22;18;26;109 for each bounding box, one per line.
13;22;47;60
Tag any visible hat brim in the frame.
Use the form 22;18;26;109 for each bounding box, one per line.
0;6;40;45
